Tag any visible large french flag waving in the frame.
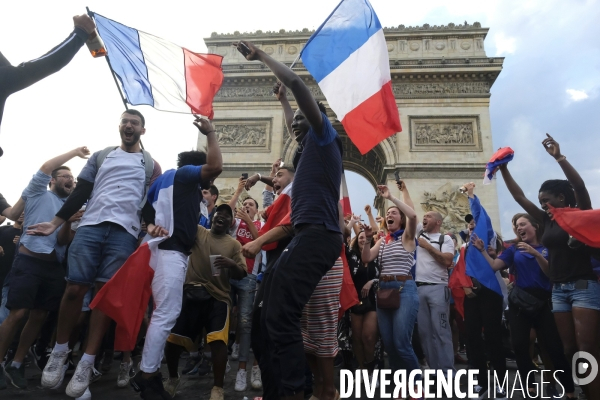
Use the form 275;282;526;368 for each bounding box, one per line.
94;13;224;118
91;170;176;351
301;0;401;155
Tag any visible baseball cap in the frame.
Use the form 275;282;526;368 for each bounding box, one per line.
215;203;233;219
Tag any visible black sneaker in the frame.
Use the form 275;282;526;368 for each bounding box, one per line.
131;371;172;400
182;353;202;375
5;364;27;389
0;365;7;390
197;356;212;376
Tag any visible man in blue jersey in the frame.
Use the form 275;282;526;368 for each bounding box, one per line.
235;40;343;400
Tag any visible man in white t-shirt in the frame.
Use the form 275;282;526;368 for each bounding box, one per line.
27;109;162;398
415;211;455;374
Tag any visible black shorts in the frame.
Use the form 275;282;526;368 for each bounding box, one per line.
167;285;229;351
6;253;65;311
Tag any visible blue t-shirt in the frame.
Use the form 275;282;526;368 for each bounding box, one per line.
291;112;342;233
499;244;552;291
20;171;68;262
159;166;209;254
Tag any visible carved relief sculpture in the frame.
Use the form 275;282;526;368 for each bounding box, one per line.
409;115;481;152
212;118;272;151
421;182;471;233
415;123;474;145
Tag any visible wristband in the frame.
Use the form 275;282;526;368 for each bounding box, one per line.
556;155;566;163
256;173;262;181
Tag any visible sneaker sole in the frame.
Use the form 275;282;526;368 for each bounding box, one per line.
5;372;27;390
66;379;90;398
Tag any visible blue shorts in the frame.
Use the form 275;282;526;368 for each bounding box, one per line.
552;280;600;312
67;222;138;286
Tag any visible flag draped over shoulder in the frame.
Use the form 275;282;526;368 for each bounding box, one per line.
483;147;514;185
339;248;359;318
448;246;471;319
550;205;600;247
90;169;176;351
300;0;401;154
94;13;223;118
465;195;502;296
259;182;293;251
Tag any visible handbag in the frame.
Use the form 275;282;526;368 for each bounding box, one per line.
508;285;546;314
351;296;372;313
376;286;403;310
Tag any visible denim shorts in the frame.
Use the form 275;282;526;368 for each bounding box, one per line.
67;222;138;285
552;280;600;312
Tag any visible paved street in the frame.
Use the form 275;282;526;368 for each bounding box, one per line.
4;354;581;399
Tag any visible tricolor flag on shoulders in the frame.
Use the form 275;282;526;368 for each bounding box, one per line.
90;169;176;351
259;182;293;251
93;13;224;117
301;0;401;155
483;147;514;185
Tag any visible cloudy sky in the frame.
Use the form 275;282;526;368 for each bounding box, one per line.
1;0;599;238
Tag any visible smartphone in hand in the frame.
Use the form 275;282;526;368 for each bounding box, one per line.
394;170;404;190
238;42;251;57
241;173;249;180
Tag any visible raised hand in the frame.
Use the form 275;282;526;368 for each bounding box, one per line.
235;208;252;224
232;41;260;61
363;224;374;238
193;115;214;135
461;182;476;197
377;185;392;199
73;14;96;35
74;146;90;159
470;233;485;251
273;82;287;101
271;158;282;175
542;133;562;159
364;204;372;214
245;174;261;191
236;177;248;194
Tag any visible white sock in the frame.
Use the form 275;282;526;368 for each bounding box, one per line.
11;361;22;369
80;353;96;364
54;342;69;353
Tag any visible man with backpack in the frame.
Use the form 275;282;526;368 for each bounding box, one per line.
27;109;161;398
415;211;456;374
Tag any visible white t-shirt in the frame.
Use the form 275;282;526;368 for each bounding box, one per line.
415;223;455;284
79;148;145;238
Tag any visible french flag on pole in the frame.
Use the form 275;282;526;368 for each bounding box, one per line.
301;0;401;155
91;170;176;351
94;13;224;118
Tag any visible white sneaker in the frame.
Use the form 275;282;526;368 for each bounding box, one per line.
231;343;240;360
65;360;96;398
164;374;181;397
76;387;92;400
42;349;70;388
50;363;69;390
234;369;247;391
250;365;262;390
116;360;133;388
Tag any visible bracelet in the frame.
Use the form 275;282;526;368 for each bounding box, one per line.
256;173;262;181
556;155;566;163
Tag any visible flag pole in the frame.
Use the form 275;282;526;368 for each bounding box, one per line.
86;7;145;150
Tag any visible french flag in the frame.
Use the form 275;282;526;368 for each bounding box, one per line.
301;0;401;155
94;13;224;118
483;147;514;185
340;172;352;216
259;182;293;251
91;169;176;351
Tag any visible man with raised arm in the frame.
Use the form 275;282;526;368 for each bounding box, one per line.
27;109;162;398
0;15;96;157
0;147;89;390
234;41;343;400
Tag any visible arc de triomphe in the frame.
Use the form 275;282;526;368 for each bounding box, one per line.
198;22;503;233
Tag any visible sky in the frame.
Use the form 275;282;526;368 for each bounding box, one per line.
1;0;599;239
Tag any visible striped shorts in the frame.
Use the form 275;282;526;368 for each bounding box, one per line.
301;257;343;357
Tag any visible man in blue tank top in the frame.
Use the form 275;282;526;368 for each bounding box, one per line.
234;40;343;400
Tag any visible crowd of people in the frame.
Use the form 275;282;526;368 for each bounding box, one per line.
0;12;599;400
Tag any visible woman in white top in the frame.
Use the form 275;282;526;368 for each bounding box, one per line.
361;185;420;378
